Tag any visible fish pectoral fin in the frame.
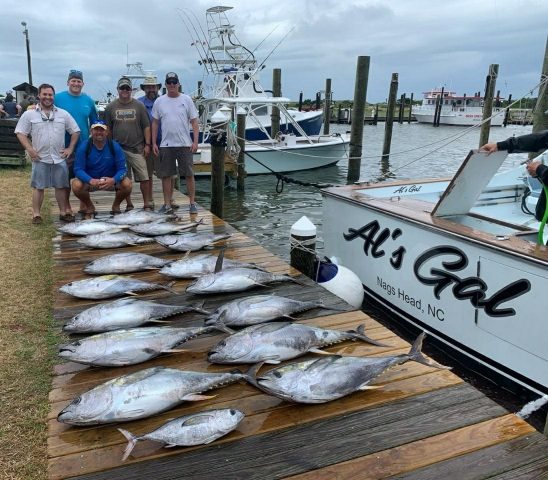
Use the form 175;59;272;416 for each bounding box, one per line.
164;444;178;449
181;393;216;401
282;315;297;320
149;319;171;323
123;408;147;418
124;291;138;296
308;348;334;356
264;358;281;365
358;384;382;391
162;348;188;353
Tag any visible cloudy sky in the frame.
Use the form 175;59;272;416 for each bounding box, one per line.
1;0;547;104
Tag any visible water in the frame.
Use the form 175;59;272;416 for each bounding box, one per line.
193;122;533;261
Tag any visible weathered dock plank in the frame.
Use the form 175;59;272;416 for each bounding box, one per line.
47;186;548;479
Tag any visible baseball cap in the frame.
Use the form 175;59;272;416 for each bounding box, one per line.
165;72;179;83
117;77;132;89
68;69;83;81
90;120;108;131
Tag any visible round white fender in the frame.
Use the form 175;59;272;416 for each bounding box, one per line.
316;260;364;308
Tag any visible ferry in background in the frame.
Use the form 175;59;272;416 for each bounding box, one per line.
412;88;505;126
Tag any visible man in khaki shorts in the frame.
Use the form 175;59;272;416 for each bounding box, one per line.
104;77;152;210
152;72;199;214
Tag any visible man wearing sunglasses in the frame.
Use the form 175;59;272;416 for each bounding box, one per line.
55;69;98;219
15;83;80;224
104;77;152;213
151;72;199;214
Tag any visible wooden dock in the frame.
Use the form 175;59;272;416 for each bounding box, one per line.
48;188;548;479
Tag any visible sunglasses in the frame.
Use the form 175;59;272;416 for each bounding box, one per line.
166;79;178;85
69;69;83;77
118;85;131;91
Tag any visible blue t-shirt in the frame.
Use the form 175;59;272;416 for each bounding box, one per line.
74;139;127;184
54;91;98;147
139;95;161;144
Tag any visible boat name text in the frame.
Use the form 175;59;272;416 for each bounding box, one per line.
414;246;531;317
392;185;422;194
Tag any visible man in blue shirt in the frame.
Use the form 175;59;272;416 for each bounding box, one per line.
55;69;98;218
72;121;132;218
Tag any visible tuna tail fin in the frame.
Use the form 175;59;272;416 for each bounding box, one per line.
191;301;211;316
118;428;138;462
316;300;347;312
408;332;451;370
160;281;177;294
209;312;235;334
242;362;265;388
347;324;389;347
214;248;226;273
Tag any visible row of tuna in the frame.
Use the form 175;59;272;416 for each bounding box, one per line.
56;208;447;462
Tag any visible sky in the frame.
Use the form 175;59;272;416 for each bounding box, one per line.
1;0;547;104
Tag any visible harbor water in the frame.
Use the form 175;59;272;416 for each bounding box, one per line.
193;122;533;261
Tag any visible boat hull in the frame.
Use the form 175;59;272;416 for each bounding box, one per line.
322;187;548;395
413;109;505;126
195;134;349;175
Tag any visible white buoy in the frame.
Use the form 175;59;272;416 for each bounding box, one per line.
316;259;364;308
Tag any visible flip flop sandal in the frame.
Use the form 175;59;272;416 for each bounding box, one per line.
110;210;122;215
59;213;75;222
125;205;135;212
32;216;42;225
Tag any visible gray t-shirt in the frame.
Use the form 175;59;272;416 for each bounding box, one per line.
104;98;150;153
152;93;198;147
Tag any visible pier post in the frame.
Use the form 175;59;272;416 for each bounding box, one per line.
315;92;321;111
347;55;370;183
433;87;444;127
382;73;398;163
290;216;317;280
532;35;548;133
408;93;414;123
398;93;405;124
298;91;303;112
271;68;281;139
373;104;378;125
479;64;499;148
210;111;228;218
503;94;512;127
236;112;246;191
323;78;332;135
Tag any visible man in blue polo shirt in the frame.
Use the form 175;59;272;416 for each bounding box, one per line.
72;121;132;218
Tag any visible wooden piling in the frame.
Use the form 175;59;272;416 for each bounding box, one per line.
298;91;303;112
271;68;281;139
433;87;444;127
407;93;414;123
398;93;405;124
373;104;379;125
315;92;321;111
381;73;398;163
323;78;332;135
210;119;227;218
347;56;370;184
532;35;548;133
236;112;246;191
503;94;512;127
479;64;499;148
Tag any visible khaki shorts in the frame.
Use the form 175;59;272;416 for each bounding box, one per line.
123;149;149;182
145;151;155;179
155;147;193;178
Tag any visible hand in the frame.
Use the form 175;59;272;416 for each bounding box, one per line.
27;147;40;161
98;177;115;190
60;147;73;159
144;144;151;155
526;161;541;177
89;178;101;187
190;141;199;153
480;143;498;154
153;144;159;156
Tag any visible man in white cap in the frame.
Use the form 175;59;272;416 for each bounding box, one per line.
104;76;152;212
72;120;132;218
152;72;199;214
138;75;162;210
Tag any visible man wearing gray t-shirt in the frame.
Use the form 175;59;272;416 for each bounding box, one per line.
151;72;199;214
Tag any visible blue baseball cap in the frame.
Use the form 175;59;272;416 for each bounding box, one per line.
90;120;107;130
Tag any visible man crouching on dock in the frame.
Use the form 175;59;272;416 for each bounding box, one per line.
72;121;132;219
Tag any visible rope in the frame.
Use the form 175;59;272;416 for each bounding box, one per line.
244;151;334;193
516;394;548;419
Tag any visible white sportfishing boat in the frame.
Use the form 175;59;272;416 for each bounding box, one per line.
412;88;505;126
182;5;349;175
183;5;323;141
322;149;548;396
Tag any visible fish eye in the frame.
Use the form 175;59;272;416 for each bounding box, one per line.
218;341;226;348
273;371;282;378
72;396;81;405
230;409;236;415
74;341;81;347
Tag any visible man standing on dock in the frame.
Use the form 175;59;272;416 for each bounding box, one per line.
55;70;98;220
151;72;199;214
104;77;152;212
72;120;132;218
15;83;80;224
138;75;162;211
